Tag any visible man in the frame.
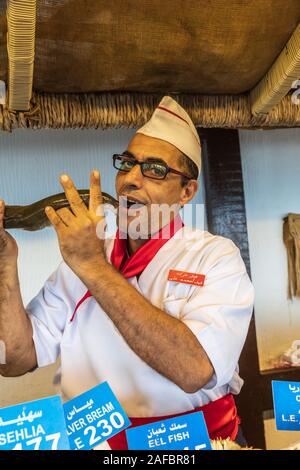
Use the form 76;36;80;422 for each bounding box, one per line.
0;96;254;449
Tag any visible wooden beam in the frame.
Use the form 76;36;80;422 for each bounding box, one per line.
199;128;265;449
251;23;300;116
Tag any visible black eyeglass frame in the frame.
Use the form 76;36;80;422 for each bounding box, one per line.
112;154;192;180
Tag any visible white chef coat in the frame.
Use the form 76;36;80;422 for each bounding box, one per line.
26;226;254;417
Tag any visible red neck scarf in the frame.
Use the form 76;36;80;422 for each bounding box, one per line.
70;214;183;322
110;213;183;278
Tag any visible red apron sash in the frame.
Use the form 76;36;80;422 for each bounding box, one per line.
107;393;240;450
70;214;183;322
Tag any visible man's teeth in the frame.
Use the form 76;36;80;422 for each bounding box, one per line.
126;199;145;208
119;196;146;208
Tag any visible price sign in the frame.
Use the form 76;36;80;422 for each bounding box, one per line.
272;380;300;431
0;395;69;450
63;382;131;450
126;411;212;450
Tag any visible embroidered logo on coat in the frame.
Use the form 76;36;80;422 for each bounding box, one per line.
168;270;205;286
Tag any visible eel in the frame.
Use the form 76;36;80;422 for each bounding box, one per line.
3;190;118;231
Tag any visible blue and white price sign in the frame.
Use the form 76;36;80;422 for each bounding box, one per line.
0;395;69;450
126;411;212;450
63;382;131;450
272;380;300;431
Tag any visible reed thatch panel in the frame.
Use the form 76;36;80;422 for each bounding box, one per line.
1;92;300;132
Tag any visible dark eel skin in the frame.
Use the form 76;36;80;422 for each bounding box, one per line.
3;190;118;231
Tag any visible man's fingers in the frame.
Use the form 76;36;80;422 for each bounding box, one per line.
56;207;75;227
45;206;67;231
89;170;103;214
60;174;87;216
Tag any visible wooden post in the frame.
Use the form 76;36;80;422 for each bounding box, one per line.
198;128;265;449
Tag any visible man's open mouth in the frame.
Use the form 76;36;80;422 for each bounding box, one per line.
119;196;147;210
126;200;145;209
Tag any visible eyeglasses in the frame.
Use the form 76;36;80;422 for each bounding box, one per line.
113;154;192;181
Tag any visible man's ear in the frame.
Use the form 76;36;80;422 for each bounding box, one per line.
180;179;198;206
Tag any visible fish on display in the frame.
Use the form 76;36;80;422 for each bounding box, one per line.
3;190;118;231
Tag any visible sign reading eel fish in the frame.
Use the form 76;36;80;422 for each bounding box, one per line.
126;411;212;450
0;395;69;450
63;382;131;450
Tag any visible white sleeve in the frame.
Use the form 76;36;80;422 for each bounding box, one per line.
181;240;254;389
26;262;76;368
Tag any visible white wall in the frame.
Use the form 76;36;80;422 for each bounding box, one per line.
0;128;205;408
239;128;300;372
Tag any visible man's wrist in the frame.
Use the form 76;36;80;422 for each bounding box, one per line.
75;255;110;283
0;263;19;290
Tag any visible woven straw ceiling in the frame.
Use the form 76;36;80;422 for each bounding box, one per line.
1;0;300;94
1;0;300;130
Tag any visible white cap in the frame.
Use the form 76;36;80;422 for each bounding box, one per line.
136;96;201;173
